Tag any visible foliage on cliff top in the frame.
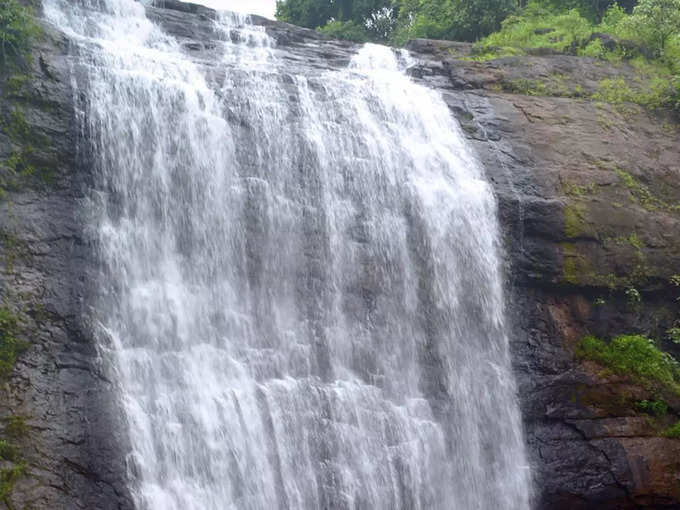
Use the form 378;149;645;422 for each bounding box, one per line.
0;0;40;68
479;4;594;52
276;0;518;43
477;0;680;56
576;334;680;395
475;1;680;108
276;0;680;109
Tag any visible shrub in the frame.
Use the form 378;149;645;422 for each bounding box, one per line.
581;37;607;57
479;3;593;53
636;399;669;415
663;421;680;438
575;334;680;394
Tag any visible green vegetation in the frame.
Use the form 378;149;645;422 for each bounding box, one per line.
392;0;516;44
669;327;680;343
561;242;596;285
636;398;669;415
624;0;680;56
319;19;375;43
276;0;680;109
0;107;40;196
0;462;25;502
0;418;27;504
4;416;27;440
1;104;54;197
564;203;586;238
0;440;17;462
481;5;594;52
607;232;643;251
0;307;28;380
276;0;517;43
575;334;680;394
663;420;680;438
475;0;680;108
276;0;397;42
0;0;40;68
0;1;49;198
615;168;670;211
625;286;641;304
0;308;30;502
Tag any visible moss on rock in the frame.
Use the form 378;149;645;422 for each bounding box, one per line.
576;334;680;396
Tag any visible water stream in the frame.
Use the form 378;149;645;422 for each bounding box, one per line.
44;1;532;508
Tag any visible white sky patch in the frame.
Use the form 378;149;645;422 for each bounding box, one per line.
182;0;277;18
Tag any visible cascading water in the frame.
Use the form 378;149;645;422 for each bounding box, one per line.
44;1;532;508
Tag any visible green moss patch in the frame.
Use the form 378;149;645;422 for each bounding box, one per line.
564;203;587;238
0;0;41;69
576;334;680;395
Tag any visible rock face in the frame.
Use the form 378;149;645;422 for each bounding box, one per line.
0;21;134;510
408;44;680;508
0;2;678;508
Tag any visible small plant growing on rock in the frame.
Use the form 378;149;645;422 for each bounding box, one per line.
0;461;24;502
671;275;680;301
668;327;680;344
663;421;680;438
0;307;28;380
625;287;641;305
636;399;669;416
0;440;16;462
4;416;26;439
576;334;680;395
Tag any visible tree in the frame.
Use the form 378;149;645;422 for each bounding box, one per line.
453;0;518;41
276;0;397;42
275;0;336;29
623;0;680;55
393;0;516;43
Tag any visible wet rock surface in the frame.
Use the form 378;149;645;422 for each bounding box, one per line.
0;22;133;510
1;1;678;508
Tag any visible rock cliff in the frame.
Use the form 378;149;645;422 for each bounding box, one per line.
0;1;678;508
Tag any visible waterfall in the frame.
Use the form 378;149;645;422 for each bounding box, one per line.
44;1;532;508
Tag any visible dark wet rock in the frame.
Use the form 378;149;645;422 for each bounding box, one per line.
0;23;134;510
2;1;679;509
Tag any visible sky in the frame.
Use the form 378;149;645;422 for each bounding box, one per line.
187;0;277;18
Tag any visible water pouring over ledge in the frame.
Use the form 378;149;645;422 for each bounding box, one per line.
43;1;533;508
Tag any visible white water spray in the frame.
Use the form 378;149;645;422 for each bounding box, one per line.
44;1;532;508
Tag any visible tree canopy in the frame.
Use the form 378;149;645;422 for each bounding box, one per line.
276;0;521;42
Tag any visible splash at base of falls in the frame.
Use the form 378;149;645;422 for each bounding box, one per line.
44;2;532;509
